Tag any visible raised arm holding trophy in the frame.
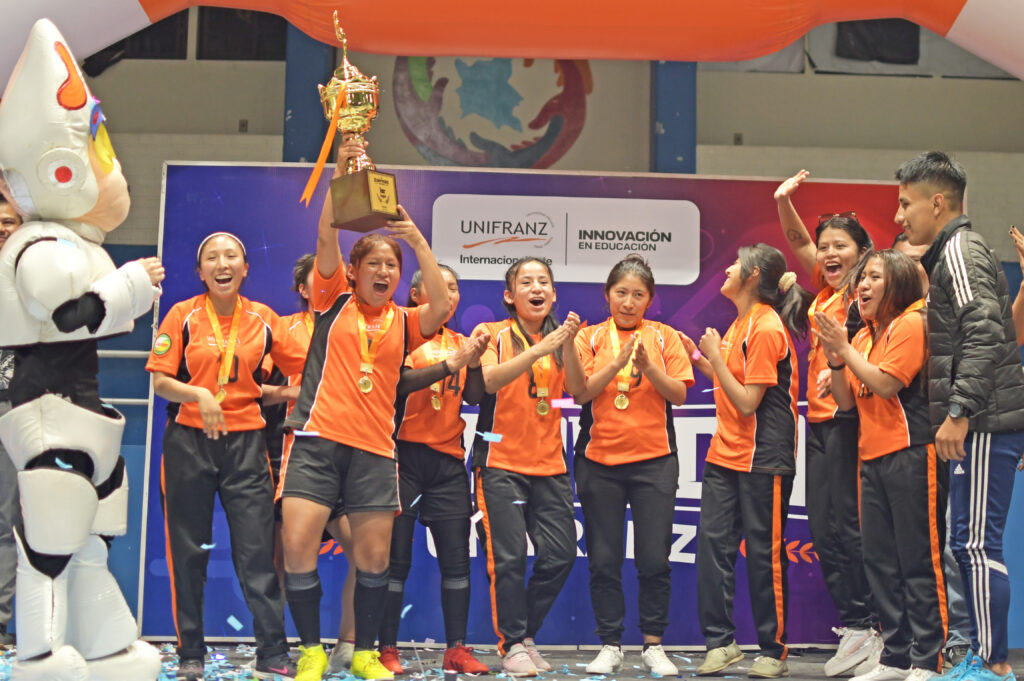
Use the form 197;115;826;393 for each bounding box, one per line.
300;12;400;232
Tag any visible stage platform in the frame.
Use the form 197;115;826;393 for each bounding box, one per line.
3;643;1019;681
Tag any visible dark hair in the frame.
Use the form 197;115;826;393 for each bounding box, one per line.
894;151;966;209
406;264;459;307
891;232;908;247
604;254;654;298
196;232;247;267
737;243;814;338
347;234;403;288
292;253;315;307
503;257;562;367
855;249;923;329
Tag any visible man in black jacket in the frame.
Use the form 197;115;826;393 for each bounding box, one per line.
896;152;1024;681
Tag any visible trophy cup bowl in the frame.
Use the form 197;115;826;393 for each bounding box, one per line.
319;14;399;232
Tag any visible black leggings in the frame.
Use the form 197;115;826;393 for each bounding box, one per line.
378;515;471;646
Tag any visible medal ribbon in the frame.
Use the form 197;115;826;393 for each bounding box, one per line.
204;295;243;393
430;331;450;400
510;321;551;401
722;303;764;365
808;285;847;350
303;312;314;338
356;303;396;378
608;319;642;394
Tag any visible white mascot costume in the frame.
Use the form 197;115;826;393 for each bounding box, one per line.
0;19;163;681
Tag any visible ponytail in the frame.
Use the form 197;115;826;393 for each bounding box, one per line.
503;257;563;367
738;243;814;338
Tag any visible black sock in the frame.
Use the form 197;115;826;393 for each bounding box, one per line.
377;577;405;648
441;575;470;647
284;570;322;647
354;568;390;650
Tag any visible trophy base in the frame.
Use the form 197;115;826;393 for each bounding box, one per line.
329;169;400;232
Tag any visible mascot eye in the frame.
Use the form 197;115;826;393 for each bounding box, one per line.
36;148;87;192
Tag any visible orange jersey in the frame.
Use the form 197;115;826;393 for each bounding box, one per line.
261;310;314;416
706;305;800;475
574;319;695;466
397;327;470;458
471;320;567;476
147;294;308;431
848;304;931;461
286;263;431;458
807;284;850;423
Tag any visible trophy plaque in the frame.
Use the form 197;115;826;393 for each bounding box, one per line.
319;13;399;232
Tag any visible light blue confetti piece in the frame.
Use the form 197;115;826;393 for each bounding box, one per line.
401;604;413;619
55;457;72;470
513;500;527;505
652;673;663;679
634;665;641;669
576;663;588;668
702;387;720;392
476;430;503;443
410;494;422;507
226;615;244;631
681;657;692;663
200;543;216;550
294;430;320;437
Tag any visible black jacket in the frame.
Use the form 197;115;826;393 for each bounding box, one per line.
921;215;1024;434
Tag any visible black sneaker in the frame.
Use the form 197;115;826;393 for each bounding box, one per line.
255;652;298;679
177;658;204;681
0;624;14;648
944;645;970;670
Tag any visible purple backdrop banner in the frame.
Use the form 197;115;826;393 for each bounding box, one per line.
142;163;904;647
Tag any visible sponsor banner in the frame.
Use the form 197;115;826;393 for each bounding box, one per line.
432;194;700;284
145;163;912;647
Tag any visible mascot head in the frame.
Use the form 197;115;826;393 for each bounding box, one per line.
0;19;128;233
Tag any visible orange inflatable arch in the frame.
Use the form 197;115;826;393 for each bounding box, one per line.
1;0;1021;83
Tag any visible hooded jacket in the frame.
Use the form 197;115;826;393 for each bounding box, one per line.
920;215;1024;434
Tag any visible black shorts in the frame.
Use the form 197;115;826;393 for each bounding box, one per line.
396;440;472;524
280;435;399;517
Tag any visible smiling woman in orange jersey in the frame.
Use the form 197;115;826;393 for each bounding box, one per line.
563;255;693;677
816;250;947;681
774;170;881;674
471;257;581;677
373;265;490;676
147;232;309;680
693;243;812;680
277;138;451;681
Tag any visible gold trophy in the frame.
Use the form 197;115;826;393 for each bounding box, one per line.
318;12;399;232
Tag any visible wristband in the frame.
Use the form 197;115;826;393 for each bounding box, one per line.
827;360;846;371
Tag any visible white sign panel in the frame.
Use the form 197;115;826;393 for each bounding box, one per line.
431;194;701;284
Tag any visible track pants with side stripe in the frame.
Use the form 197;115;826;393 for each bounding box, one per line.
473;467;576;656
860;444;948;672
697;462;793;660
160;422;288;661
949;430;1024;666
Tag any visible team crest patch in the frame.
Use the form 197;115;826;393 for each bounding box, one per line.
153;333;172;355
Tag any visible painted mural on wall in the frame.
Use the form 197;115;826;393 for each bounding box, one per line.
393;57;591;168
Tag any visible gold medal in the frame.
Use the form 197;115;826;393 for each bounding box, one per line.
355;303;395;398
215;388;227;403
536;399;551;416
431;394;442;411
205;295;242;406
358;375;373;393
614;393;629;410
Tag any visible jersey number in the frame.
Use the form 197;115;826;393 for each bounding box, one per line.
445;371;461;395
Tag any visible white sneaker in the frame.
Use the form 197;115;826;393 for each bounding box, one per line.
328;641;355;673
851;664;911;681
641;645;679;677
586;646;624;674
522;638;551;672
826;628;881;677
853;635;885;677
905;668;937;681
